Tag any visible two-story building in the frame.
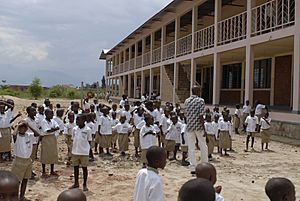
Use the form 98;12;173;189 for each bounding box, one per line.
100;0;300;139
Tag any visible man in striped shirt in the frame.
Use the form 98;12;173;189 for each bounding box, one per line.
184;85;208;170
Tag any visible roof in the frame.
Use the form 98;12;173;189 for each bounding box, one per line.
99;49;110;60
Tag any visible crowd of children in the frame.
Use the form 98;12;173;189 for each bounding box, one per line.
0;96;296;201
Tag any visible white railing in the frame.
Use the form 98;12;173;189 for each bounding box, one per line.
194;25;215;52
176;34;192;57
152;47;161;64
163;41;175;61
124;61;129;72
130;59;135;70
251;0;295;36
136;55;142;69
143;52;151;67
218;11;247;45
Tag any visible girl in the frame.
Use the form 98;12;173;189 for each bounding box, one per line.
218;113;232;156
260;112;271;150
64;112;75;166
112;115;132;156
204;114;216;161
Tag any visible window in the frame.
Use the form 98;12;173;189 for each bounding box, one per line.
254;59;271;88
222;63;242;89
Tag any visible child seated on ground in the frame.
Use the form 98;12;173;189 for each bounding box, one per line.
265;177;296;201
0;170;19;201
57;189;87;201
195;162;224;201
133;146;167;201
178;178;216;201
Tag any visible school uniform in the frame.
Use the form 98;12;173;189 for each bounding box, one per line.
24;117;41;160
245;116;259;137
234;109;241;129
159;114;171;145
133;167;164;201
97;115;113;148
212;121;219;148
133;113;144;148
242;105;251;126
11;132;35;181
72;125;92;167
139;124;160;164
53;116;64;137
0;111;12;153
260;117;271;143
64;122;76;158
113;122;132;152
218;120;232;149
86;121;96;148
179;123;188;152
110;119;119;146
255;104;266;120
165;122;184;152
204;122;216;155
120;110;132;124
40;119;59;164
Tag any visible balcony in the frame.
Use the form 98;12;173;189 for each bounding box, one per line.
124;61;129;72
136;55;142;69
130;59;135;70
152;47;161;64
194;25;214;52
218;11;247;45
177;34;192;57
251;0;295;36
143;52;151;67
163;41;175;61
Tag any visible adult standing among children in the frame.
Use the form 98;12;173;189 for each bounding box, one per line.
184;85;208;170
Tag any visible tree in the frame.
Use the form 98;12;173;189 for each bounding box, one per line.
29;77;43;99
101;75;106;88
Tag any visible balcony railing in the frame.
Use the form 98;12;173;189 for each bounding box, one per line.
251;0;295;36
124;61;129;72
194;25;215;52
177;34;192;57
119;63;124;73
143;52;151;67
218;11;247;45
136;55;142;69
152;47;161;64
163;41;175;61
130;59;135;70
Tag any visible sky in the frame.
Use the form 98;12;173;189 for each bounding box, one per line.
0;0;172;87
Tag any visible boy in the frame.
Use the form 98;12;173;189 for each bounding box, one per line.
40;109;60;178
53;108;65;137
97;106;113;156
139;114;160;166
218;113;232;156
111;112;120;151
178;178;216;201
133;146;166;201
57;189;87;201
195;163;224;201
212;115;220;153
242;100;251;131
133;107;144;157
0;170;19;201
12;121;40;201
109;103;120;118
70;114;92;192
260;112;271;150
244;110;259;152
64;112;76;165
204;114;216;161
265;177;296;201
112;115;132;156
86;113;96;161
234;104;241;134
177;112;189;166
159;108;171;148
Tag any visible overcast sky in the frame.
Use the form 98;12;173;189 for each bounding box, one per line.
0;0;172;87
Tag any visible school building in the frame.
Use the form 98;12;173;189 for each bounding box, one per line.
100;0;300;140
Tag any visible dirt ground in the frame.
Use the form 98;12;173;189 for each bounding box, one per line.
0;96;299;201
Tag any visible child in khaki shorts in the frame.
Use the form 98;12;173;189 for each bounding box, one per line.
63;112;75;165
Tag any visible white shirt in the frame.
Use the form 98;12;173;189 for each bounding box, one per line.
216;193;224;201
86;121;96;134
120;110;132;123
83;101;90;110
136;120;146;130
218;120;232;136
235;109;241;118
0;112;11;128
40;119;59;136
24;117;40;144
35;113;45;129
97;116;113;135
166;122;184;143
159;114;171;134
64;122;76;136
133;113;144;127
133;168;164;201
245;116;259;132
141;96;146;102
72;125;92;156
119;99;126;107
212;121;219;138
255;104;265;116
139;125;160;149
112;122;132;134
204;122;216;135
109;109;120;118
53;116;64;132
242;105;251;114
14;132;35;159
260;117;271;130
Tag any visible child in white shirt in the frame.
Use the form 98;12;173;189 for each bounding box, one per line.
218;114;232;156
53;109;64;137
133;108;144;157
70;114;92;192
212;115;220;153
260;112;271;150
112;115;133;156
64;112;76;165
204;114;216;161
133;146;166;201
234;104;241;134
244;110;259;152
159;109;171;148
86;113;96;162
111;111;120;151
97;107;113;156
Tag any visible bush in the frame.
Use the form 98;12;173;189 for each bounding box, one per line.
0;88;20;97
28;77;43;99
48;85;65;98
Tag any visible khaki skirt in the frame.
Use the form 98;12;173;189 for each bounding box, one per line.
30;144;38;161
40;135;58;164
95;132;101;144
133;129;140;148
141;149;148;164
261;129;271;143
12;157;32;181
100;134;112;148
65;135;73;158
164;139;175;152
118;133;129;152
234;117;240;129
112;131;118;144
0;128;11;153
206;135;216;155
219;131;230;149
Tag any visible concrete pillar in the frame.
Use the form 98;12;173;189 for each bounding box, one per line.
160;66;163;98
149;69;153;95
246;0;254;39
141;70;145;96
134;43;138;69
133;73;137;98
214;0;221;47
191;5;198;53
119;76;123;96
161;26;165;60
293;0;300;112
173;63;178;104
150;32;154;64
127;74;131;98
174;17;180;57
190;58;196;95
245;45;254;105
212;53;221;105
